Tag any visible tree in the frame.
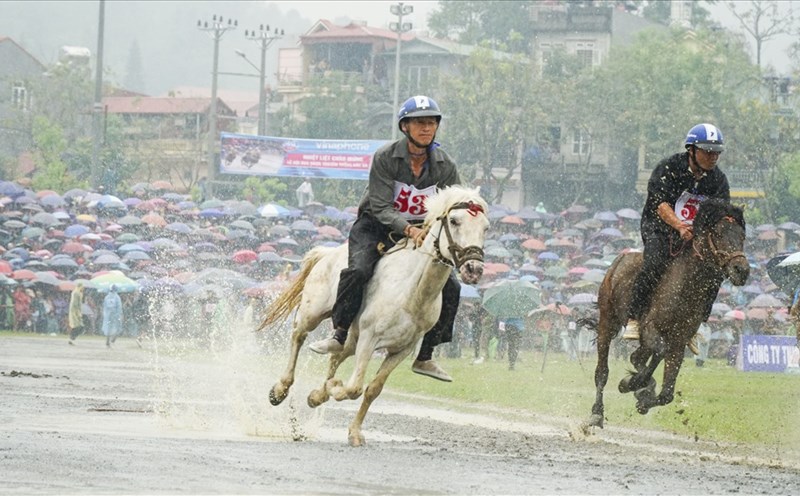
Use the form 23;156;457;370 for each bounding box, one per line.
29;116;87;191
440;49;541;204
428;1;535;53
727;0;797;68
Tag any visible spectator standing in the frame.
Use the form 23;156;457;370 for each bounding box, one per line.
102;285;123;348
295;179;315;208
13;286;32;332
68;282;85;345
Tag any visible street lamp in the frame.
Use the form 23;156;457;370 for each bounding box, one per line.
197;14;237;198
242;25;284;136
390;2;413;140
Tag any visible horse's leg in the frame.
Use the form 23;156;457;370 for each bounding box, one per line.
270;314;324;406
618;346;653;393
637;345;684;414
308;345;354;408
347;348;412;447
586;318;613;429
328;338;375;402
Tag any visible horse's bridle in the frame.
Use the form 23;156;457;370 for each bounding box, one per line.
695;215;747;270
431;201;486;269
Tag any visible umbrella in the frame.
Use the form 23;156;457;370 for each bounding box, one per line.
723;309;746;321
34;271;62;286
767;253;800;294
317;225;343;238
482;280;541;319
485;246;512;259
258;251;284;263
537;251;560;261
12;269;37;281
200;199;225;209
747;293;784;308
60;242;89;254
567;293;597;305
48;257;79;270
0;274;18;286
499;215;524;225
230;220;255;231
593;211;618;222
30;212;60;226
711;302;732;315
117;215;143;226
20;226;46;239
64;224;91;238
116;233;141;243
89;270;139;293
592;227;624;239
165;222;192;234
94;254;122;265
199;208;225;219
123;251;151;262
582;269;607;283
151;180;173;190
521;239;546;251
258;203;289;217
746;308;770;320
529;302;571;317
291;219;318;232
616;208;641;220
141;213;167;227
232;250;258;264
3;220;26;229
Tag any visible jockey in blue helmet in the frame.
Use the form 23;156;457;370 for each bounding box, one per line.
397;95;442;149
623;123;730;354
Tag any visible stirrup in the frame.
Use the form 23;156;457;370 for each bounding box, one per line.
622;319;639;340
687;334;700;355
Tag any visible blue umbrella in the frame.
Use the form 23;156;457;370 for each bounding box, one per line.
64;224;91;238
460;284;480;299
165;222;192;234
537;251;560;261
199;208;226;219
0;181;24;198
40;195;66;207
117;243;145;253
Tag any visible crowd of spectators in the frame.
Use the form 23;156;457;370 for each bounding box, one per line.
1;179;797;363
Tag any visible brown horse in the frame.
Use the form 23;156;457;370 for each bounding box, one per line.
582;199;749;429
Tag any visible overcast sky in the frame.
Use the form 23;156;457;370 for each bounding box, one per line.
275;0;439;31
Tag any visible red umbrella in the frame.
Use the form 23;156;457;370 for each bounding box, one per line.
61;242;90;254
0;260;12;275
12;269;37;281
724;309;746;321
484;262;511;273
317;225;343;238
257;243;276;253
232;250;258;264
151;180;173;190
499;215;524;225
521;239;546;251
746;308;770;320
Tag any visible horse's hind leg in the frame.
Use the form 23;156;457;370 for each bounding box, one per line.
347;348;412;447
637;346;684;414
586;320;613;430
618;346;656;393
270;315;324;406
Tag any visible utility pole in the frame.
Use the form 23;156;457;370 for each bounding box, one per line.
243;25;283;136
197;15;237;198
390;2;413;140
91;0;105;190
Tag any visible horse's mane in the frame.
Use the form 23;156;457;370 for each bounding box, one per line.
693;198;745;237
422;185;488;227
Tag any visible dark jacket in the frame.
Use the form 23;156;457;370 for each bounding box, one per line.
357;137;460;235
641;151;730;237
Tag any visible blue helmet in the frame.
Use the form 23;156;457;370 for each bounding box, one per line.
685;123;724;152
397;95;442;131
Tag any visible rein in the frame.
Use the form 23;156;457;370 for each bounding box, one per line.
692;215;747;270
430;201;485;269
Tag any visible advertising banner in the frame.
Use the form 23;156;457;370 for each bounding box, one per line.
219;132;386;180
738;335;799;373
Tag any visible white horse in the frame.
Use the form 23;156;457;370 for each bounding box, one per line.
260;185;489;446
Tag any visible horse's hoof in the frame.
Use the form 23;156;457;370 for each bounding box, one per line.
618;376;633;394
348;430;365;447
307;389;328;408
587;413;604;429
269;385;287;406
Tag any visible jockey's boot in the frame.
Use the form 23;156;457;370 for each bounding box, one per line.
622;319;640;340
309;329;346;354
412;359;453;382
687;333;700;355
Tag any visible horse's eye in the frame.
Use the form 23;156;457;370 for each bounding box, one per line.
449;218;460;227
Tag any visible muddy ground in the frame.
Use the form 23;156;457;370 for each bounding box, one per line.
1;335;799;495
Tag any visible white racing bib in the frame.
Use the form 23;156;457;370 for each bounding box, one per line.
674;191;706;225
393;182;437;220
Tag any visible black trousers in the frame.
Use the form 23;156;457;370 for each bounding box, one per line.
331;214;461;360
628;233;672;321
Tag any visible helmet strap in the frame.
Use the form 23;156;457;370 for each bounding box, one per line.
401;122;436;151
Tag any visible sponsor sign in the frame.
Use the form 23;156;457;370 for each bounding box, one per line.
219;132;386;180
738;335;799;373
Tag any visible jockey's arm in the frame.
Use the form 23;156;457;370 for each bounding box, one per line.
656;202;693;240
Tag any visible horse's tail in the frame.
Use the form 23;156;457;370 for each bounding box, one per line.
258;248;327;331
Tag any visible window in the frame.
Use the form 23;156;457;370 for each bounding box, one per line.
572;128;591;155
407;66;433;93
12;82;28;111
576;49;593;69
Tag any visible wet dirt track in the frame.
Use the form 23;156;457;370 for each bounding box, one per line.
1;336;799;495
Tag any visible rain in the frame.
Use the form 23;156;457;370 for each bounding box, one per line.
1;1;800;493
